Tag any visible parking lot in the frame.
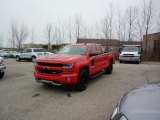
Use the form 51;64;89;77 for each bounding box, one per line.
0;59;160;120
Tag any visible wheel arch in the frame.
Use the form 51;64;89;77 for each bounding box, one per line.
79;66;89;75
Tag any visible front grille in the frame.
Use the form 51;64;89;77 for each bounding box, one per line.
38;68;62;74
37;62;63;67
123;54;134;57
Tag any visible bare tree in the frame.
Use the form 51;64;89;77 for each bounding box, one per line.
136;11;144;46
122;16;127;41
95;23;100;39
101;17;109;39
31;29;35;47
0;34;3;48
10;21;16;48
10;21;29;50
143;0;153;51
117;9;123;46
126;6;137;41
75;14;83;39
61;22;66;44
107;3;114;39
44;23;53;51
156;13;160;32
83;26;87;38
67;17;72;44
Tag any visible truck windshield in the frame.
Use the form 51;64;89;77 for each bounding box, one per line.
123;46;139;52
59;45;88;55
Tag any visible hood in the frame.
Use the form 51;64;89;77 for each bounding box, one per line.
36;54;86;63
119;82;160;120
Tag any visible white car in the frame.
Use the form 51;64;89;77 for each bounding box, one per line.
9;51;18;58
0;50;9;58
0;57;6;78
15;48;53;62
119;45;141;64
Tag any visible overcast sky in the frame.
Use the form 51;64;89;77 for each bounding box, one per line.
0;0;160;47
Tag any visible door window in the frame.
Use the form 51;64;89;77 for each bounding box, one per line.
90;45;97;53
26;49;32;53
97;45;103;54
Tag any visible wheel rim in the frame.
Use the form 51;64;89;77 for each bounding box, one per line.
32;57;36;62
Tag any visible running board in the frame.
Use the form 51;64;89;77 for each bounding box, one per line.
90;70;105;79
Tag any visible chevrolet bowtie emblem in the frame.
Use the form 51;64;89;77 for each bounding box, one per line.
44;66;49;70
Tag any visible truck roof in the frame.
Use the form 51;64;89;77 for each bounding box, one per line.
122;45;141;47
71;43;101;46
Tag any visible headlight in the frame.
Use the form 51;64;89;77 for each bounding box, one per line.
119;115;127;120
119;54;123;57
0;60;4;65
63;63;73;68
111;107;118;119
134;53;140;57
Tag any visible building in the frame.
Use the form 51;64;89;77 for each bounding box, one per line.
77;38;141;52
143;32;160;51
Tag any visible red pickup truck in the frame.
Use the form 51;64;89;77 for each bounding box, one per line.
34;43;115;91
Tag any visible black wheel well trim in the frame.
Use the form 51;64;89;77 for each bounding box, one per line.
79;66;89;75
110;58;113;63
31;55;36;58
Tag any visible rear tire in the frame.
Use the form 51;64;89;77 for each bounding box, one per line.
0;72;4;79
119;60;122;63
76;70;88;91
105;61;113;74
16;56;20;62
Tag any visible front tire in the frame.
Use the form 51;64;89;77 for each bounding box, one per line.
16;56;20;62
105;61;113;74
76;70;88;91
0;72;4;79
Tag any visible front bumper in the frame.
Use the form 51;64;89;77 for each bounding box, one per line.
119;56;140;62
34;70;78;85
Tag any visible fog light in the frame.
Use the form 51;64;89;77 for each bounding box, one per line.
67;77;70;82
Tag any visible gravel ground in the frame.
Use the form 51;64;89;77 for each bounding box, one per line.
0;59;160;120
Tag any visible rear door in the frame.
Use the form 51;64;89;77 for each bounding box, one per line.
25;49;32;59
89;45;98;75
20;49;27;58
96;45;106;70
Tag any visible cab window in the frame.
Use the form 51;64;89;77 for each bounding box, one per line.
90;45;97;53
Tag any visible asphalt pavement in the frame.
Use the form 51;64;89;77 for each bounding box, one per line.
0;59;160;120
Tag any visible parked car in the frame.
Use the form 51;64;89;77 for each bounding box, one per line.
8;51;18;58
111;82;160;120
34;43;115;91
0;57;6;78
0;50;9;58
15;48;53;62
119;45;141;64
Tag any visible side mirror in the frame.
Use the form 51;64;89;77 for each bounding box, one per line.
119;48;122;53
90;51;99;56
